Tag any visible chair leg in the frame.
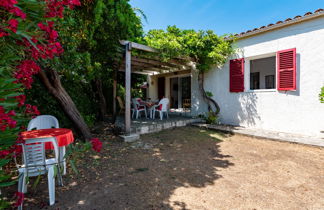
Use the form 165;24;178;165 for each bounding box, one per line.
17;172;26;210
48;167;55;206
59;146;66;176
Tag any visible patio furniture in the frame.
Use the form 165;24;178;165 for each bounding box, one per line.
27;115;59;131
152;98;169;120
17;137;61;209
117;96;135;118
132;98;147;119
144;100;159;119
21;128;74;176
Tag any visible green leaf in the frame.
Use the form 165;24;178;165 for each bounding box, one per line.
0;181;17;187
32;175;41;190
69;159;79;175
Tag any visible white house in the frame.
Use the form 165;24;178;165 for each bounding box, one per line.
147;9;324;137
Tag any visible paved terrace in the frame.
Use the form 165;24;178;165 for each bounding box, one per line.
116;115;202;135
193;123;324;147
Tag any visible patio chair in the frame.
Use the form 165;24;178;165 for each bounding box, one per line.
27;115;59;131
117;96;135;118
152;98;169;120
17;137;62;209
132;98;147;119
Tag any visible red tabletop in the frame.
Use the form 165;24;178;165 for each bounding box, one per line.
21;128;74;150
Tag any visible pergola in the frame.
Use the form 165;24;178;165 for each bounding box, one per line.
114;40;193;134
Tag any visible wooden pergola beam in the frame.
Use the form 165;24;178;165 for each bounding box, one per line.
132;56;180;69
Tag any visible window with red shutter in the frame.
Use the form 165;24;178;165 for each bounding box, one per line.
230;58;244;92
277;48;296;91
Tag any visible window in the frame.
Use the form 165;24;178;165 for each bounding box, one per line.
265;75;275;89
250;72;260;90
250;56;276;90
229;48;296;93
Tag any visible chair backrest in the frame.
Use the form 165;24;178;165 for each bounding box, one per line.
116;96;125;110
21;137;59;176
132;98;140;110
183;99;191;108
27;115;59;131
158;98;169;112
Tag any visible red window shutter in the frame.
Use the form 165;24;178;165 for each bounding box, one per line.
230;58;244;92
277;48;296;91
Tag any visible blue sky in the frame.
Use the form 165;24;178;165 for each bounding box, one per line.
130;0;323;35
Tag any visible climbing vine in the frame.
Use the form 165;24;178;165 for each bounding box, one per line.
143;26;235;115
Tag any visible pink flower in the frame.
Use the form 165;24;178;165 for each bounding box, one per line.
13;192;24;207
14;60;41;88
0;150;11;158
90;138;102;152
8;19;18;33
8;7;26;19
15;95;26;107
0;31;9;38
25;104;40;116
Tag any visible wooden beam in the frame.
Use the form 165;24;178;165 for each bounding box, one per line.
120;40;157;53
132;56;179;68
125;43;131;134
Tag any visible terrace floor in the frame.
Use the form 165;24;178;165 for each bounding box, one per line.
116;113;202;135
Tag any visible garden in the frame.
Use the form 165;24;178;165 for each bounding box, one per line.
1;0;324;209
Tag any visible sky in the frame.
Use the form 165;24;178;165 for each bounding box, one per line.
129;0;323;35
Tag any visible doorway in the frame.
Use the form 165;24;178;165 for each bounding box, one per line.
169;76;191;109
158;77;165;100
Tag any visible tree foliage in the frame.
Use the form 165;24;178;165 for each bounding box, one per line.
144;26;235;115
144;26;234;72
320;87;324;103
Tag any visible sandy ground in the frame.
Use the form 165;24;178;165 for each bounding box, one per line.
11;126;324;210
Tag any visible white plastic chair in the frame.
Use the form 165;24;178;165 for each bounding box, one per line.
153;98;169;120
27;115;59;131
17;137;62;209
27;115;67;175
132;98;147;119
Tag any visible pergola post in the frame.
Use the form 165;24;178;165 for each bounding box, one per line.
125;43;132;134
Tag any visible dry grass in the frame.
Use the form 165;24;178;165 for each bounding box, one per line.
12;127;324;210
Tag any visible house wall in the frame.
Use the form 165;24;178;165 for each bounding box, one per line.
194;16;324;136
147;71;193;108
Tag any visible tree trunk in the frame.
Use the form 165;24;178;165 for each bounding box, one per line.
198;71;220;115
38;69;92;141
112;68;118;123
95;79;107;120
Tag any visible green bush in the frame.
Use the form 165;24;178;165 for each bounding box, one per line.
205;111;219;124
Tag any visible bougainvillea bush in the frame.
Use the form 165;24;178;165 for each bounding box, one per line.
0;0;80;207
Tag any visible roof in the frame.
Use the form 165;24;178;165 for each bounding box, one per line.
235;8;324;39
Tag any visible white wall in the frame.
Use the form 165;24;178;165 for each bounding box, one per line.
197;17;324;136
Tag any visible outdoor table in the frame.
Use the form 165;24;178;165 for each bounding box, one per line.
21;128;74;175
144;101;159;119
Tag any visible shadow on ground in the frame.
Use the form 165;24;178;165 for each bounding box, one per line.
15;126;233;209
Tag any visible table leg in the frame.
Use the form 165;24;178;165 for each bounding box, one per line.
59;146;66;175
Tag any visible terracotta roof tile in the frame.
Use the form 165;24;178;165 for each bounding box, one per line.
235;8;324;39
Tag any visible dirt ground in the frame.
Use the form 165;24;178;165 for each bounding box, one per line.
13;126;324;210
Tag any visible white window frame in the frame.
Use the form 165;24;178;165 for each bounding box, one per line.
244;52;278;93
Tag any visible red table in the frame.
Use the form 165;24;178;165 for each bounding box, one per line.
21;128;74;149
21;128;74;175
